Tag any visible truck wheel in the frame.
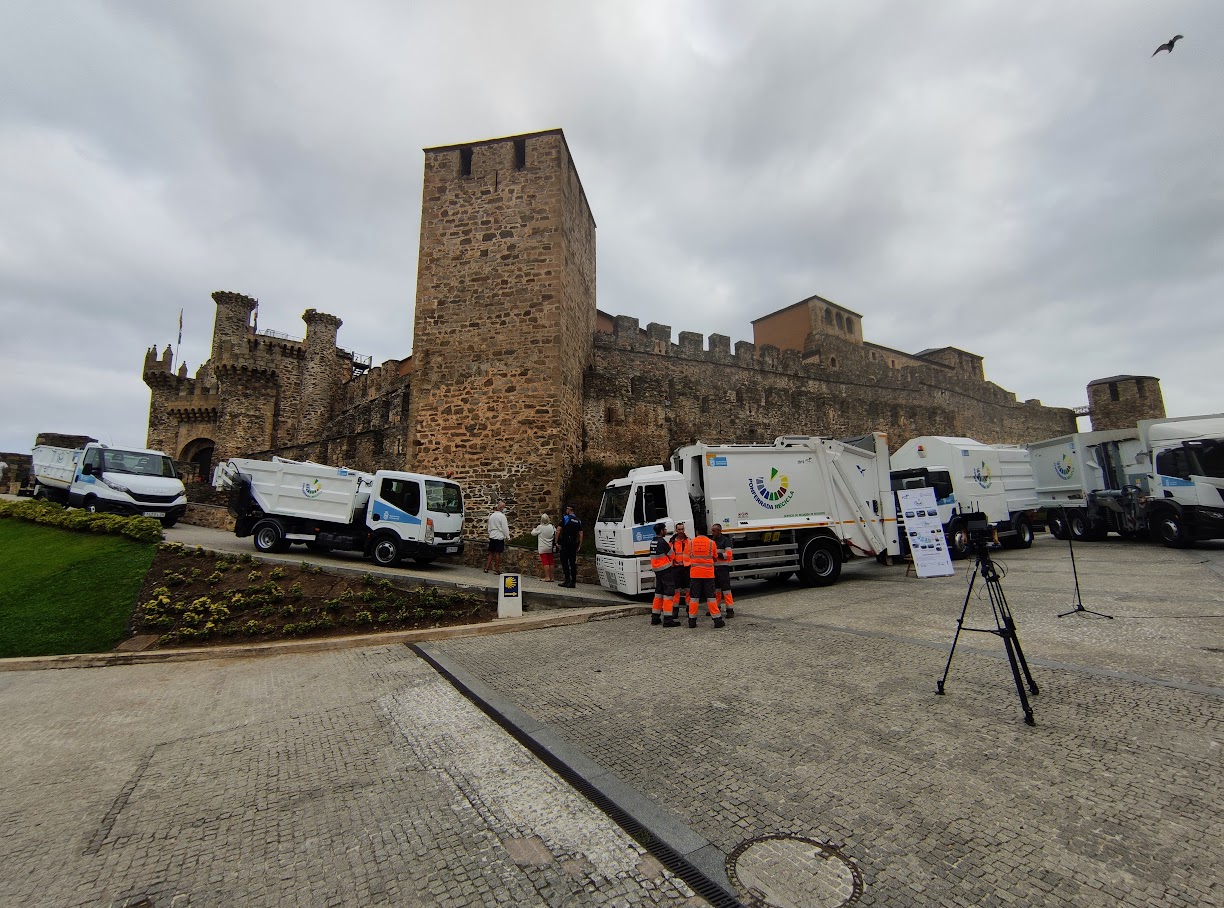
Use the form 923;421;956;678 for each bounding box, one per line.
371;535;401;567
33;487;47;502
252;519;288;553
160;516;178;528
1010;516;1034;549
945;520;970;560
1047;511;1069;540
799;537;842;587
1068;510;1091;542
83;496;99;514
1151;510;1190;549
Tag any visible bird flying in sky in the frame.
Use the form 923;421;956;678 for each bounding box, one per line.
1152;34;1184;56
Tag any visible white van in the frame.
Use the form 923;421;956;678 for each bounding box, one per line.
32;442;188;527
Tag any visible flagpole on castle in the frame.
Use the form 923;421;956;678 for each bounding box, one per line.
175;308;183;372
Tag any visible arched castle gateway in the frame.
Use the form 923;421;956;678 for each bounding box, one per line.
145;128;1149;524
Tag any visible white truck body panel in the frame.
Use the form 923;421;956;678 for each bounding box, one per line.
1029;429;1146;505
223;458;373;525
30;445;79;491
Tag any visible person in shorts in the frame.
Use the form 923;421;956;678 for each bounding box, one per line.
484;501;509;574
531;513;557;582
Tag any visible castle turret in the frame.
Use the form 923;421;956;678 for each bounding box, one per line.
298;308;344;443
1087;376;1165;430
407;129;596;521
210;291;258;363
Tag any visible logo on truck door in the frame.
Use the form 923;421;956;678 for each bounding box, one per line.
972;462;993;489
302;479;322;498
749;467;796;510
1054;454;1075;480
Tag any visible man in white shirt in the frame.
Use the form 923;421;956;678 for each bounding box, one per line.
484;501;510;574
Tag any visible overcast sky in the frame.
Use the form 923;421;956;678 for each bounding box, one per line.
2;1;1221;455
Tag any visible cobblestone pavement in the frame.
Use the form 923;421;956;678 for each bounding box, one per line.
2;535;1221;907
0;647;706;908
430;536;1224;908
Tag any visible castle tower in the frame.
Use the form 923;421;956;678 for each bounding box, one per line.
1087;375;1165;430
407;129;596;521
299;309;343;443
210;291;258;364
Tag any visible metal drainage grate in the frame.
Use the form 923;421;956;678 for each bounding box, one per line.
727;835;864;908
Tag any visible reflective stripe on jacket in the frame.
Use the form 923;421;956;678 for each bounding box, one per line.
671;536;692;567
649;536;672;572
688;535;716;579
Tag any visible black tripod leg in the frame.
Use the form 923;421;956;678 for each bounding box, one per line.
937;569;976;694
1003;615;1039;695
1001;629;1036;726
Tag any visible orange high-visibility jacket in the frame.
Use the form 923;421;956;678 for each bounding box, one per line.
649;536;672;572
671;535;692;568
688;535;717;579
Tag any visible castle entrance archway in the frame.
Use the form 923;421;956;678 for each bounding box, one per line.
179;438;215;485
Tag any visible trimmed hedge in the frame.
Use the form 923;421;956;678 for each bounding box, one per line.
0;499;163;544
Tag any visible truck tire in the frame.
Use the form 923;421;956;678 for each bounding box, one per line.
371;535;402;567
33;487;47;502
252;519;288;553
799;537;842;587
945;519;971;560
1009;516;1034;549
1047;510;1069;540
1068;510;1091;542
83;496;99;514
160;515;178;529
1150;509;1191;549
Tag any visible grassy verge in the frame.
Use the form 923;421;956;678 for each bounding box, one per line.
0;521;157;658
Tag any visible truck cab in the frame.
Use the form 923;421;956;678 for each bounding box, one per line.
33;442;187;527
1141;415;1224;546
594;466;691;595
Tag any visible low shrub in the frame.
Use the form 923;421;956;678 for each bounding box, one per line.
0;499;162;544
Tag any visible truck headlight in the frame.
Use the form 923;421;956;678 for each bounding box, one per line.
101;477;131;494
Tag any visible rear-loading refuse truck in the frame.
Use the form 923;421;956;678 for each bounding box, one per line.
889;436;1038;558
31;441;187;527
1030;414;1224;547
214;457;465;566
594;434;901;594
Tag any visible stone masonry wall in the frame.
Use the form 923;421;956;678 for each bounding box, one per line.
1087;376;1166;431
407;130;596;528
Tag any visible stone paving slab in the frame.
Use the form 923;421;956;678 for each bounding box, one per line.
0;647;708;908
427;536;1224;908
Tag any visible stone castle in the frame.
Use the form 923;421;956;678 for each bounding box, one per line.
142;128;1165;522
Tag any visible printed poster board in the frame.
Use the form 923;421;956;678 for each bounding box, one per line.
897;488;955;578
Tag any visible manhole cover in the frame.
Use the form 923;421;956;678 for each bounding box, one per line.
727;835;863;908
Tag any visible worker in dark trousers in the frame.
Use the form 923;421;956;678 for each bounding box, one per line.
711;523;735;618
557;504;584;587
649;521;679;626
669;521;692;619
686;531;725;629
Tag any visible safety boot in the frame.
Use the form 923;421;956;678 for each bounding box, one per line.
688;617;697;629
671;607;680;619
662;618;680;627
725;607;735;618
713;617;726;629
650;615;661;626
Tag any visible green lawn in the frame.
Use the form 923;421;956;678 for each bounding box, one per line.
0;521;157;658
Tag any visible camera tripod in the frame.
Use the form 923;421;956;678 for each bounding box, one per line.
937;537;1039;726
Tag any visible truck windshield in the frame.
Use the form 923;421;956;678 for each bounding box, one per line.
101;450;178;478
597;485;631;523
1188;440;1224;479
425;480;463;515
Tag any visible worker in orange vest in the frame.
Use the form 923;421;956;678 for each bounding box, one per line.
711;523;735;618
669;521;693;619
686;531;725;629
649;521;680;626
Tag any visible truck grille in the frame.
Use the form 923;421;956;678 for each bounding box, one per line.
129;492;181;505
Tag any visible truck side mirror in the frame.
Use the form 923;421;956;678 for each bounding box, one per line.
82;463;95;477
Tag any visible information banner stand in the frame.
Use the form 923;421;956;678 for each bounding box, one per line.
897;488;955;578
497;573;523;618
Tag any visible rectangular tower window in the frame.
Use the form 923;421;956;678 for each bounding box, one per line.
460;147;473;177
1136;380;1146;398
513;138;526;170
1109;382;1120;401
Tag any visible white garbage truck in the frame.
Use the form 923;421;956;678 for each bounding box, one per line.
594;434;901;594
889;436;1038;557
1030;413;1224;547
31;441;187;527
214;457;465;566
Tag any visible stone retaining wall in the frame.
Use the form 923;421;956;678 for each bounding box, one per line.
182;504;235;532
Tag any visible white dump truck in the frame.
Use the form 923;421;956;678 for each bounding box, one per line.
1030;414;1224;547
31;441;187;527
594;434;900;594
889;436;1038;557
214;457;465;566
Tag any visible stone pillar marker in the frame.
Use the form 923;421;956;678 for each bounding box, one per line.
497;573;523;618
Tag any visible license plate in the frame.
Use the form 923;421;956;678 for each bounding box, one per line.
143;511;164;518
446;546;458;553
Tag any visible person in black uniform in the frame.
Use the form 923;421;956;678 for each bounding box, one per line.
557;504;584;587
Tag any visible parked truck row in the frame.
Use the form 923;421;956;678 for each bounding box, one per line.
594;413;1224;596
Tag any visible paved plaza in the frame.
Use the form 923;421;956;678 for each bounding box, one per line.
1;534;1221;907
